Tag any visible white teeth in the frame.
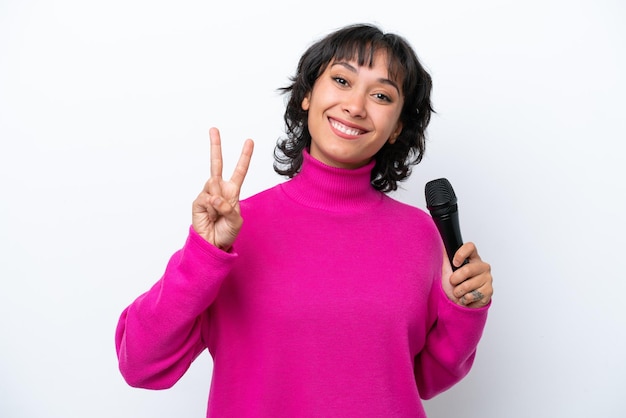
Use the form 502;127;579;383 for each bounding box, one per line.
331;119;363;136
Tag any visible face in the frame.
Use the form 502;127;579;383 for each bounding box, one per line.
302;50;404;169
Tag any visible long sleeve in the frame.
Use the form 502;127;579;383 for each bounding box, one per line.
115;226;236;389
414;280;490;399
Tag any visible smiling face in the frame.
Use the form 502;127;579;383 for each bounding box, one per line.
302;51;404;169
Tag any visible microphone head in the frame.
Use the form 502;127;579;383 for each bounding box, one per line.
425;178;457;214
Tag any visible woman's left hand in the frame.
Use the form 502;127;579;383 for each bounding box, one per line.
441;242;493;308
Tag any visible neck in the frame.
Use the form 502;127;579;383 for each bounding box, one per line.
280;151;382;212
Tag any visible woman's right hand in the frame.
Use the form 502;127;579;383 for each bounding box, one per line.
192;127;254;251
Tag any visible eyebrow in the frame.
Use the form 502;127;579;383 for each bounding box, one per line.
331;61;400;94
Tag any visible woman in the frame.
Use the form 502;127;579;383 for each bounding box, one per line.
116;23;493;417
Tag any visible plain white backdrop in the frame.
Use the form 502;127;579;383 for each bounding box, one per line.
1;0;624;417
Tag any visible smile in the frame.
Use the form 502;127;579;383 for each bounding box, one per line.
329;118;365;136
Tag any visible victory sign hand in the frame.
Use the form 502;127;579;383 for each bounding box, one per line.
192;127;254;251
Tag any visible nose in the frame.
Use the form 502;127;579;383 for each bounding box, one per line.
342;91;367;118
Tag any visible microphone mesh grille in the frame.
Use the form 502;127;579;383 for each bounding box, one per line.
425;178;457;209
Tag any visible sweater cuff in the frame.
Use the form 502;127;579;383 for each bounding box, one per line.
168;226;238;293
186;225;238;261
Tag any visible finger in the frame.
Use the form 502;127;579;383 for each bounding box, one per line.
452;241;479;268
193;192;218;218
209;195;243;229
452;259;491;290
205;176;223;201
192;193;220;242
199;176;220;196
229;139;254;188
459;288;489;307
450;260;481;287
210;127;223;179
454;268;493;305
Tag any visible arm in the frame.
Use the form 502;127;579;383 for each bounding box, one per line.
115;128;254;389
415;242;493;399
115;228;235;389
414;282;489;399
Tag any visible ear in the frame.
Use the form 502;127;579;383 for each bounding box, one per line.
301;94;311;111
388;123;403;144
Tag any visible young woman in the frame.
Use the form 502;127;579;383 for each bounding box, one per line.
115;23;493;417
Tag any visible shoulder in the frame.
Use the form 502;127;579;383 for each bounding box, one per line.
239;183;285;215
379;194;441;240
381;194;434;223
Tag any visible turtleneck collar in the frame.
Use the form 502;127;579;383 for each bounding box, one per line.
279;150;383;212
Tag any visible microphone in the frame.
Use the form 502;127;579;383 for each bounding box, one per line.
425;178;468;271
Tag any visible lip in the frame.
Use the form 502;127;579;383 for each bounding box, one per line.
328;117;367;139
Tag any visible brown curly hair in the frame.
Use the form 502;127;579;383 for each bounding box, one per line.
274;23;434;193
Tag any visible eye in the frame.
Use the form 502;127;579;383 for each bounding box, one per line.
373;92;393;103
332;76;349;87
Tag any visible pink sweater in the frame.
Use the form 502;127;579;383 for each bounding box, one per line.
115;151;489;417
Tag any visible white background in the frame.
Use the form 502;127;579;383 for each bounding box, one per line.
1;0;625;417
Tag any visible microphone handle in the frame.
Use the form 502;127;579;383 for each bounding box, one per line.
432;212;468;271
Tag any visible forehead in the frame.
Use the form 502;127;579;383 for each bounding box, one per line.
331;44;404;85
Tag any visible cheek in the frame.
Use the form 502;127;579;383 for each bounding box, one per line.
379;114;401;137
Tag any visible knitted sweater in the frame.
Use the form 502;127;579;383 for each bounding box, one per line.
115;151;489;417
